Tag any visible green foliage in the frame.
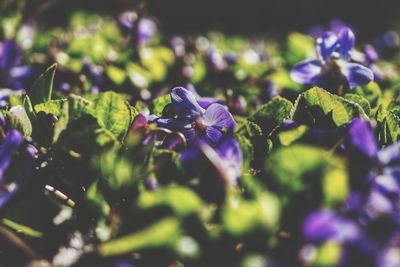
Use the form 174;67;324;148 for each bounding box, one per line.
376;104;400;145
286;32;316;65
152;94;172;116
29;64;57;106
86;91;136;140
264;145;348;206
291;87;367;128
138;186;203;218
353;82;382;108
99;217;181;256
6;105;32;136
222;192;280;237
242;96;293;136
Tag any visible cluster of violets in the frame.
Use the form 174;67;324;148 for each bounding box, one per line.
2;7;400;267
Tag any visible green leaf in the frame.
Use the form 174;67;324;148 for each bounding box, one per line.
99;217;181;256
245;96;293;136
235;134;254;173
34;100;64;116
29;63;57;106
6;105;32;137
354;81;381;108
278;124;308;146
264;144;348;206
86;91;134;140
138;186;203;218
107;65;127;85
1;218;43;238
152;94;172;117
376;105;400;145
344;93;371;116
291;87;367;128
222;192;280;237
286;32;316;65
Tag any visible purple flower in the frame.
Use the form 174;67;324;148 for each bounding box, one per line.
0;39;32;89
186;84;223;109
118;12;156;45
0;129;24;209
362;45;383;81
308;19;352;39
152;87;236;144
180;136;243;185
303;210;361;243
291;27;374;93
347;119;378;159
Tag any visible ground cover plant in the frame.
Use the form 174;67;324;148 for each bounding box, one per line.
1;1;400;267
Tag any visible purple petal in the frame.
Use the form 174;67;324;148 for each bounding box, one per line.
186;84;222;109
132;113;148;131
363;45;379;63
153;117;196;141
329;19;348;35
9;66;32;80
374;174;400;196
138;19;157;44
366;190;393;216
316;32;338;61
336;27;355;59
203;103;236;130
378;142;400;165
216;137;243;183
341;62;374;88
185;137;243;184
290;59;323;84
171;87;204;121
0;39;22;70
0;129;24;180
206;126;223;143
303;210;360;243
0;184;19;210
348;119;378;158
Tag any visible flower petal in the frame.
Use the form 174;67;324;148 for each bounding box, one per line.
341;62;374;88
348;119;378;158
203;103;236;130
216;137;243;183
290;59;323;84
316;32;338;61
171;87;204;121
378;142;400;165
303;210;360;243
186;84;222;109
336;27;355;59
0;39;22;70
0;129;24;180
206;126;223;143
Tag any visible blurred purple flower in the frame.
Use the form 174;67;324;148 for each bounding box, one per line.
0;39;33;90
347;119;378;159
180;136;243;185
118;12;156;45
303;210;361;243
0;129;24;209
291;27;374;93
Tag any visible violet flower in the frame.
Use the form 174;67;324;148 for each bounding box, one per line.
0;129;24;208
180;136;243;185
186;83;223;109
0;39;32;90
118;12;157;45
151;87;236;144
303;210;361;243
291;27;374;93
